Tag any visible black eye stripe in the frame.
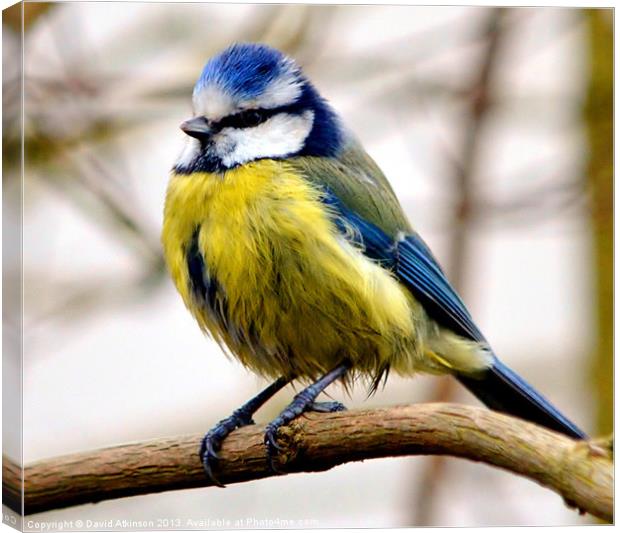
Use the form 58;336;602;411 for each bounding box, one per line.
216;109;273;130
209;99;309;132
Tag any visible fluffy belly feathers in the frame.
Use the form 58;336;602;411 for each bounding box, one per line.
162;160;434;382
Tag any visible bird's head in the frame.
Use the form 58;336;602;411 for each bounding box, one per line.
174;43;344;174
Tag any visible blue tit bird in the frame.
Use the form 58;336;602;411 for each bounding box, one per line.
161;43;586;483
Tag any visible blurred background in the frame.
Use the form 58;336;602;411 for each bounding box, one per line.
3;3;612;528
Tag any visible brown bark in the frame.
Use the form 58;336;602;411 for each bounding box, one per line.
2;404;612;521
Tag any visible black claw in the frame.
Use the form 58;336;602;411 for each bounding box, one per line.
202;450;225;488
200;428;228;487
200;437;224;487
206;438;220;459
199;411;256;486
264;426;283;451
264;427;286;473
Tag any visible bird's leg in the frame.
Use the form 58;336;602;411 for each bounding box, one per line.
200;376;289;486
264;362;350;472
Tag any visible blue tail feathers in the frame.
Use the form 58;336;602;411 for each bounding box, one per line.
456;359;587;439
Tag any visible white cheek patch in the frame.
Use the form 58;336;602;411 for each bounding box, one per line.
215;110;314;168
193;85;236;121
175;137;201;168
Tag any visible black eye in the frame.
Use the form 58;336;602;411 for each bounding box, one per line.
217;109;270;130
240;110;264;128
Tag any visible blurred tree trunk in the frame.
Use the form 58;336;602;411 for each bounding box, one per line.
585;9;613;436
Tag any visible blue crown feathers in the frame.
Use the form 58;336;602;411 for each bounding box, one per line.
194;43;298;100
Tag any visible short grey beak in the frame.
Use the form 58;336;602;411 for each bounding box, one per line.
180;116;211;140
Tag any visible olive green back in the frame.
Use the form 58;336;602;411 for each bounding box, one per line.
288;138;413;238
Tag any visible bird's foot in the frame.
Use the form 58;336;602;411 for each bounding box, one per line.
263;363;350;474
264;389;317;473
199;407;255;487
262;397;346;472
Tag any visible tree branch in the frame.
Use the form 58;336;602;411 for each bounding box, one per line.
2;404;612;521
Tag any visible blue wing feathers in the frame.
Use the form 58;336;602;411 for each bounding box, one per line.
320;187;586;439
396;238;485;342
322;189;484;341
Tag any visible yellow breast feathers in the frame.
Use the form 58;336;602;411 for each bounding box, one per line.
162;159;430;383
